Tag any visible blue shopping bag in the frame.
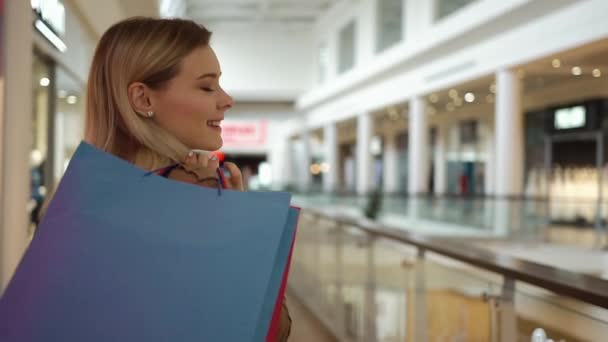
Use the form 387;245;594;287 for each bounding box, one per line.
0;142;298;342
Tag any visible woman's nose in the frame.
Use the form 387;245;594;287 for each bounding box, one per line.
220;89;234;110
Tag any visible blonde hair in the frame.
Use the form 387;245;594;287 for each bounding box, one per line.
85;17;212;170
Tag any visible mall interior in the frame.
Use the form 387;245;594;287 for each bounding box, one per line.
1;0;608;341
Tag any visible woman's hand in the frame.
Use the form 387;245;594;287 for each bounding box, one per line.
168;151;244;191
221;161;244;191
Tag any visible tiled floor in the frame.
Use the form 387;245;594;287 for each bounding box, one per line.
286;290;338;342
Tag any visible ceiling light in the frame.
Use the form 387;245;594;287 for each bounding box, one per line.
593;69;601;77
429;93;439;103
552;59;561;68
66;95;77;104
448;89;458;98
30;149;43;166
489;84;496;93
571;66;582;76
35;19;67;52
464;92;475;103
39;77;50;87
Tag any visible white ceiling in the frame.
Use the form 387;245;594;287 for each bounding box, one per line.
184;0;339;27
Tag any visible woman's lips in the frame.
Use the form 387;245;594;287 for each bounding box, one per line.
207;120;222;132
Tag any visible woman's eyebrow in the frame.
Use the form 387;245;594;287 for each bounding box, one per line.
196;72;222;79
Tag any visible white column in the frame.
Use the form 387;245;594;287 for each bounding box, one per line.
159;0;188;17
495;70;524;196
434;122;448;195
299;130;312;191
268;135;289;190
408;96;429;194
285;139;296;189
383;131;399;193
323;123;338;193
356;112;373;195
0;0;33;291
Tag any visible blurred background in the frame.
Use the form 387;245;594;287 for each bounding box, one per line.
2;0;608;341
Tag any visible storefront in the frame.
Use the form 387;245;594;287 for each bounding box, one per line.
28;0;92;229
525;98;608;226
437;117;493;196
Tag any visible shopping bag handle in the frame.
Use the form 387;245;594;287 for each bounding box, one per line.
145;163;224;197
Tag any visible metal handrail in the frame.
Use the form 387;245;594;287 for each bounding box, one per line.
304;207;608;309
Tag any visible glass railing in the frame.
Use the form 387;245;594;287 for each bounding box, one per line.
288;209;608;342
292;193;608;249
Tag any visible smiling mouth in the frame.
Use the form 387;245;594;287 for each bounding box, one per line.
207;120;222;129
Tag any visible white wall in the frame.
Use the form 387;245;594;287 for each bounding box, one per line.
302;0;534;109
313;0;370;83
0;0;34;291
69;0;125;38
210;27;314;102
297;0;608;131
71;0;159;38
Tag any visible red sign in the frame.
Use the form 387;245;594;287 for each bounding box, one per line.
221;120;268;147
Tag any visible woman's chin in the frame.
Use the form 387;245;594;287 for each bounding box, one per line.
195;138;223;152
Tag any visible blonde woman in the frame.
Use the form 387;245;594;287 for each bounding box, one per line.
85;17;291;340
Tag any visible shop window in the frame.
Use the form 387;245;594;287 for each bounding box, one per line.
436;0;477;20
29;53;85;233
30;53;54;230
376;0;404;53
318;42;330;83
338;20;356;74
459;120;478;144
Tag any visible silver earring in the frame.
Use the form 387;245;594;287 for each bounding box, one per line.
146;111;155;118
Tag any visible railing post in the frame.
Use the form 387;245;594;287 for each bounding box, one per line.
312;214;322;304
484;196;494;229
334;222;346;338
596;131;605;248
364;234;377;342
414;248;428;342
490;295;498;342
499;277;517;342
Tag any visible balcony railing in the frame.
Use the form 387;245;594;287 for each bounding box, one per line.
288;207;608;341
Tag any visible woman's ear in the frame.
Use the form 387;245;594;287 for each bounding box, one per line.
128;82;155;118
